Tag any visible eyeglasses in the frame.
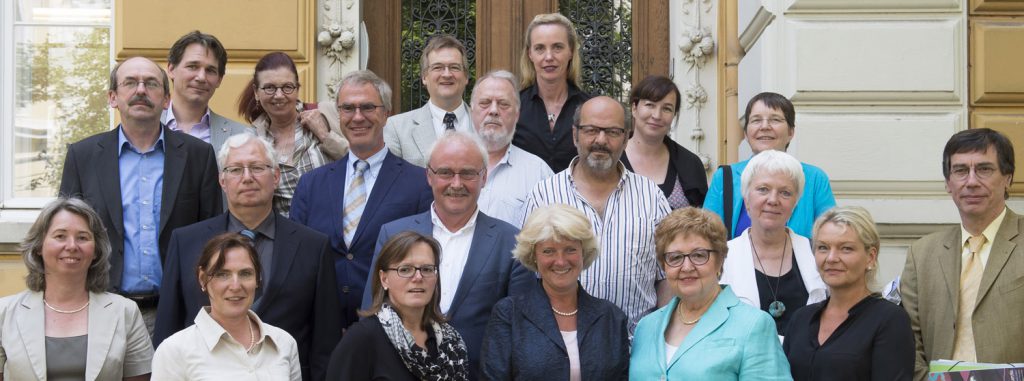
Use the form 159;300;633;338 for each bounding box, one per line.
338;103;385;115
949;164;999;180
429;63;464;73
119;79;162;91
209;269;257;282
747;117;787;128
427;165;483;181
576;125;627;139
223;164;275;177
387;265;438;278
258;83;299;95
663;249;714;267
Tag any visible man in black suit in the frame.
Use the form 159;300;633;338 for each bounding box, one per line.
153;133;342;381
59;57;222;331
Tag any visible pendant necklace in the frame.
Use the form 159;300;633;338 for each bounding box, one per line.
750;234;789;319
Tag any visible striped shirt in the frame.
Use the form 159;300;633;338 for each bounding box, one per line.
522;158;671;331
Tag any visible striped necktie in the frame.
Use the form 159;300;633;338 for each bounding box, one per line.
342;160;369;246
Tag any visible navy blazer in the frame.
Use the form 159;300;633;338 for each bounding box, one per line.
58;126;222;291
480;280;630;380
362;210;535;380
290;151;432;327
152;213;342;381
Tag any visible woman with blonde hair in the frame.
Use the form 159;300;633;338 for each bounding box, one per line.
513;13;592;172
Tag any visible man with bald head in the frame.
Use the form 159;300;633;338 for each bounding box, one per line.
470;70;553;226
365;130;533;379
59;57;222;331
523;96;671;331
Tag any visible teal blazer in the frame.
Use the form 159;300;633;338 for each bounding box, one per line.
630;286;792;380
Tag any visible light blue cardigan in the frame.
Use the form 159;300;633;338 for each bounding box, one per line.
629;286;792;381
705;158;835;238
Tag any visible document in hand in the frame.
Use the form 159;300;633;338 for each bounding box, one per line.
928;360;1024;381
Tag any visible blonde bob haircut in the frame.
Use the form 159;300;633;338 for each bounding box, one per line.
654;207;729;270
520;12;583;89
513;204;599;273
740;150;806;202
812;206;881;285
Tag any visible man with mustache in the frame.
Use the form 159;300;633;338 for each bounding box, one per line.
162;31;248;153
383;35;472;167
470;70;554;226
522;96;671;332
901;128;1024;381
59;57;222;333
364;130;534;379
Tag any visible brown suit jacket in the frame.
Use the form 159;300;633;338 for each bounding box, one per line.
901;208;1024;381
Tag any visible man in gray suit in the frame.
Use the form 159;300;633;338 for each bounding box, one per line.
163;31;248;152
383;35;471;167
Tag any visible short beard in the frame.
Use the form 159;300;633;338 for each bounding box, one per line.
477;128;513;152
584;154;616;172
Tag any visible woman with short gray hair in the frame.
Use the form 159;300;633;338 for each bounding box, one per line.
481;204;629;380
0;198;152;380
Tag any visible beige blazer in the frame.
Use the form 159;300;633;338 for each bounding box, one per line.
0;290;153;380
901;208;1024;381
382;103;471;167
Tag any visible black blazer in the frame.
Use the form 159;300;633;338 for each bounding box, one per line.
58;126;222;291
325;316;425;381
480;280;630;380
152;213;342;381
621;135;708;208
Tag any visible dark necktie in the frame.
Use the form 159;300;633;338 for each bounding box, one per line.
444;112;456;130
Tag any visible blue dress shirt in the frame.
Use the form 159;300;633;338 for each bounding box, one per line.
117;126;165;294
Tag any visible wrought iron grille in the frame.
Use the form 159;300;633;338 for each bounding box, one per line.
400;0;477;112
560;0;633;102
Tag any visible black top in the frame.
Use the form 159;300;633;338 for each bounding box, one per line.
755;255;808;336
783;296;915;381
620;135;708;208
325;315;438;380
514;84;592;173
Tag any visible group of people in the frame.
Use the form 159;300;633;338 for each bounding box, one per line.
1;11;1021;381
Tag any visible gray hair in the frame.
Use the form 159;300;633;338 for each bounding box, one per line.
336;70;394;113
740;150;805;201
217;132;279;170
427;130;490;170
513;204;599;273
471;70;521;112
20;198;112;292
812;206;881;286
108;57;170;96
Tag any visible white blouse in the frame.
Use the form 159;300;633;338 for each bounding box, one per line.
151;308;301;381
561;330;582;381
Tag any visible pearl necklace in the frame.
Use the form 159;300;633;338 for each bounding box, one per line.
44;299;89;314
551;306;578;317
245;317;257;353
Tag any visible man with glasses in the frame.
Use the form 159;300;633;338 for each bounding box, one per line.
901;128;1024;380
290;70;432;329
382;35;472;167
162;31;248;153
365;130;534;379
59;57;221;333
153;133;341;381
522;96;671;332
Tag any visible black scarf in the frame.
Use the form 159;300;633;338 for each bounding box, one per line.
377;304;469;380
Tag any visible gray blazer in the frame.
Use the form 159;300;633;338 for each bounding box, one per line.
0;291;153;380
383;103;471;167
160;108;250;154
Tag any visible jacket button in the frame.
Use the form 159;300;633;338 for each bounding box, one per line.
346;253;354;260
342;286;350;293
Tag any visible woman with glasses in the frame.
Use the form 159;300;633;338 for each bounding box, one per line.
631;207;790;380
481;205;629;380
783;207;913;380
152;232;301;380
622;75;708;209
719;150;827;338
236;52;348;217
514;13;592;172
326;231;469;380
705;92;835;239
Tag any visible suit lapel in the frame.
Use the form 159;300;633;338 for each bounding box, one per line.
352;153;401;245
160;127;186;234
521;282;567;352
410;106;437;159
938;228;962;311
256;215;300;314
15;292;48;380
446;215;496;318
976;210;1021;307
329;157;351;250
98;130;125;238
670;289;730;370
209;112;231;148
85;293;117;381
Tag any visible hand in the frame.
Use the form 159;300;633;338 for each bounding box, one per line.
298;109;331;140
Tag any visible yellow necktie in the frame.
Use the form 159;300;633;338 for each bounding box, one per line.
953;234;986;361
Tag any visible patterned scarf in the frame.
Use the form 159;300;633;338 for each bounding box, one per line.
376;304;470;381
